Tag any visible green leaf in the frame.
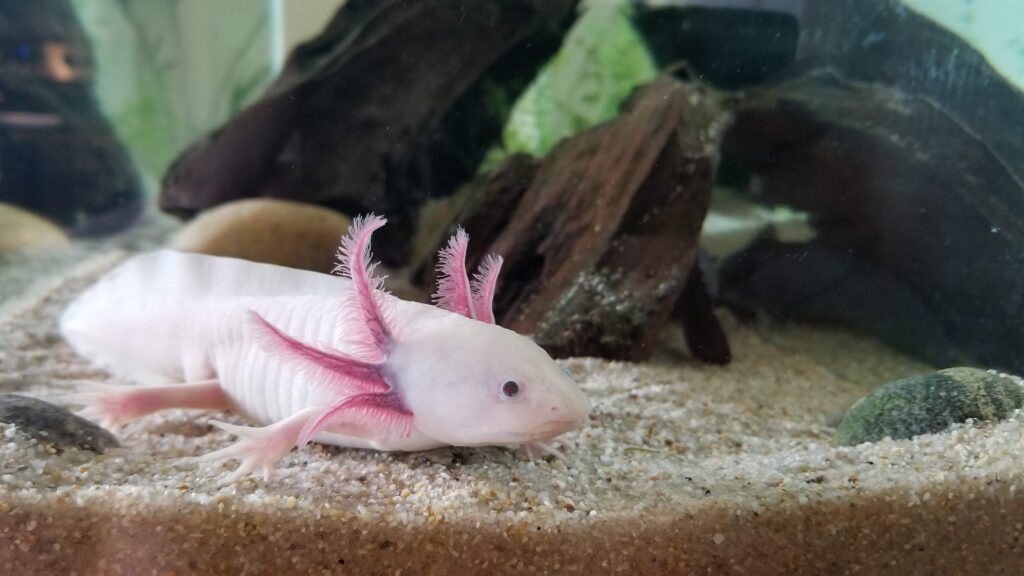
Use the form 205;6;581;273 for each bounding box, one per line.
501;1;657;158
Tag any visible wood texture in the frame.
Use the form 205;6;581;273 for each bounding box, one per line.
160;0;577;263
429;77;728;361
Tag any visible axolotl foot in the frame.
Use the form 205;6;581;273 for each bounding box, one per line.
521;441;566;461
192;407;321;483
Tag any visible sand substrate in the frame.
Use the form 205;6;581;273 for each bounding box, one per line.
2;248;1023;575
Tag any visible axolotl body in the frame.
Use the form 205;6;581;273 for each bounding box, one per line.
59;216;589;479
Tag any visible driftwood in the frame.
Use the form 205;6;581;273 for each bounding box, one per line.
159;0;577;264
675;256;731;365
0;0;142;236
424;77;729;361
623;0;1024;371
719;68;1024;373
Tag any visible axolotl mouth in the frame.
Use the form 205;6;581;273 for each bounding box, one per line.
524;416;589;457
505;417;585;440
531;418;583;438
497;417;586;459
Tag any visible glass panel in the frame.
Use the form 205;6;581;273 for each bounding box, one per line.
2;1;1022;572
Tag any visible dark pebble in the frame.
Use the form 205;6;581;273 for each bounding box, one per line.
0;393;119;453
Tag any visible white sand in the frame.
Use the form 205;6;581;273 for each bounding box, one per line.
1;243;1023;575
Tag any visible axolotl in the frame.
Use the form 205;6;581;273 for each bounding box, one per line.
59;215;589;480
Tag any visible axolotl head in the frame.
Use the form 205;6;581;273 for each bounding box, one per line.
389;310;590;448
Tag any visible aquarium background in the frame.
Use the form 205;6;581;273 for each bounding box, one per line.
0;0;1020;371
69;0;1024;188
3;2;1024;573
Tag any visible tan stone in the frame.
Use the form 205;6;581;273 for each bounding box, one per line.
169;198;427;301
169;199;351;274
0;202;69;253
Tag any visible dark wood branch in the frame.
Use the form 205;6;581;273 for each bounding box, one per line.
425;77;730;361
159;0;578;265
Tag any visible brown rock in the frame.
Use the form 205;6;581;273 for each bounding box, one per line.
169;199;350;274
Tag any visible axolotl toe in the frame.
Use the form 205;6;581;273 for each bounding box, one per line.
58;215;590;480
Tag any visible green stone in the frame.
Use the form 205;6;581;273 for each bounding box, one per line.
832;367;1024;446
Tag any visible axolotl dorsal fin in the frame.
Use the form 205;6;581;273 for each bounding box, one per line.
432;227;503;324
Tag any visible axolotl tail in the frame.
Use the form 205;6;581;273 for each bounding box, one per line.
59;250;347;385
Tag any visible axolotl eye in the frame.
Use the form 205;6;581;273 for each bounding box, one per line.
501;380;520;398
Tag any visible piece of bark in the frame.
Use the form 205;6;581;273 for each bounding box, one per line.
429;77;728;361
676;257;731;365
160;0;577;264
413;152;539;287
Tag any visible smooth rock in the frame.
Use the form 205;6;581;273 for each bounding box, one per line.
833;368;1024;446
0;394;119;454
169;199;351;274
0;203;70;253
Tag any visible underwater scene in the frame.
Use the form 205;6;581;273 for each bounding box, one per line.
1;0;1024;574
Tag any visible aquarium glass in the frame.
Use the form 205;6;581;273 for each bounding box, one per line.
2;1;1024;573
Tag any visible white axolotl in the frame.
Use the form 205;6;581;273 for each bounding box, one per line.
60;215;590;480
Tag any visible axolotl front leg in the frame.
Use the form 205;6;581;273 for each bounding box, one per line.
192;216;417;479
